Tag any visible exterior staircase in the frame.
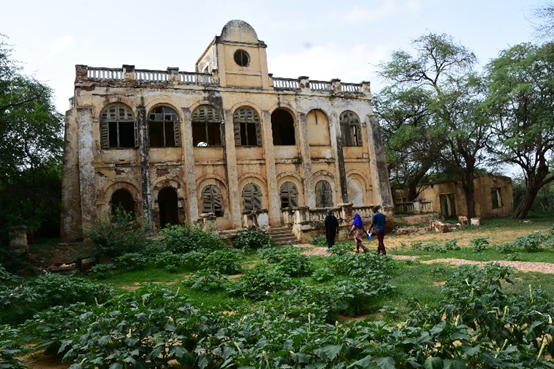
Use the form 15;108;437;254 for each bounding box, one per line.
268;227;299;246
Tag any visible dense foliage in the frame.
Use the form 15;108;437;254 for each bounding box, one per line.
160;222;226;253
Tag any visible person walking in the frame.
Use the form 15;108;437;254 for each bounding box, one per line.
368;206;386;255
348;213;368;253
324;209;339;248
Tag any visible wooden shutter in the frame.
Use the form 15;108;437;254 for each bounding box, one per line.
243;184;252;212
173;120;181;147
100;120;109;149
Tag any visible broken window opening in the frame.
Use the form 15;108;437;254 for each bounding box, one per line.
280;181;299;208
100;103;136;149
192;105;223;147
158;187;180;227
271;109;296;145
243;183;262;212
111;189;135;218
234;107;261;146
340;111;362;147
148;106;180;147
491;188;502;209
315;180;333;208
201;185;224;217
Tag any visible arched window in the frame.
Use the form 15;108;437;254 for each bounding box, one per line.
111;189;135;217
340;111;362;146
100;104;136;149
315;180;333;208
242;183;262;212
148;106;180;147
192;105;222;146
233;107;261;146
280;181;299;208
158;187;180;227
271;109;296;145
201;185;224;217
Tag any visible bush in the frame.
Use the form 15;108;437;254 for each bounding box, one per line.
233;229;274;250
161;223;226;253
309;236;327;247
226;262;299;300
0;274;113;325
470;237;489;253
184;269;229;292
83;207;151;257
200;249;243;274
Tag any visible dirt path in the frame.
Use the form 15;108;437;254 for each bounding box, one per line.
296;245;554;274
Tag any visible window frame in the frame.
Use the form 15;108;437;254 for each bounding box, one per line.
315;180;333;208
147;106;181;148
201;185;224;217
280;181;299;208
242;183;263;212
233;107;261;147
340;111;362;147
191;105;223;147
100;103;137;149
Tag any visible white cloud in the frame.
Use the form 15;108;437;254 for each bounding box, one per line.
45;35;73;58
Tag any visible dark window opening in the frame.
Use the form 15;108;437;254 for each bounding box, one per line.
491;188;501;209
340;111;362;147
158;187;180;227
201;185;224;217
192;105;222;147
271;109;296;145
243;183;262;212
111;189;135;218
440;194;457;218
101;103;136;149
234;49;250;67
148;106;179;147
315;180;333;208
234;107;261;146
280;181;299;208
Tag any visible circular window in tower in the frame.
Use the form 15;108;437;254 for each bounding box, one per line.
234;49;250;67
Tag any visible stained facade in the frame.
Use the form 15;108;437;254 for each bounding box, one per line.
60;20;392;242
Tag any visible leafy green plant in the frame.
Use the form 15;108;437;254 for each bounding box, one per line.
199;249;243;274
309;236;327;247
311;266;335;282
328;242;354;256
161;222;225;253
233;229;274;250
0;326;26;369
470;237;489;252
444;239;461;250
226;262;299;300
83;207;151;257
0;274;113;325
184;269;229;291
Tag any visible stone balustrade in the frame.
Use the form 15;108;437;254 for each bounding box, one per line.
81;65;366;95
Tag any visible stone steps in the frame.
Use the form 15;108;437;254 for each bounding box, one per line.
268;227;298;246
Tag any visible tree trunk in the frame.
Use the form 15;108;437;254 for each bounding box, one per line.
407;182;419;202
512;186;540;219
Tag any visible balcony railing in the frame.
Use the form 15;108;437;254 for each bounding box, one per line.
272;77;300;89
87;67;123;80
135;69;169;82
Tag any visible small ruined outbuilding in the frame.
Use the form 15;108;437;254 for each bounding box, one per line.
392;174;513;220
60;20;392;242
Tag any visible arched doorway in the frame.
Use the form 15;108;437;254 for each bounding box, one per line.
158;187;180;227
111;189;135;218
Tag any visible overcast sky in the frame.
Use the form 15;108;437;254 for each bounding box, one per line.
0;0;546;113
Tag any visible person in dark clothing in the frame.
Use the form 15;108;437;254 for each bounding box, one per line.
367;206;386;255
324;210;339;248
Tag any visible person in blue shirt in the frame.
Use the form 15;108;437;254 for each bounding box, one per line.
368;206;386;255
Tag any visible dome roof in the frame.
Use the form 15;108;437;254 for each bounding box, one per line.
220;20;259;43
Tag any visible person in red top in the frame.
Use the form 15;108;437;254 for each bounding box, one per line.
368;206;386;255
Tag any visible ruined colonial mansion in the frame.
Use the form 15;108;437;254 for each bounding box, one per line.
60;20;392;242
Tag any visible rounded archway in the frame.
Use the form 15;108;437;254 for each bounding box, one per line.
158;187;180;227
111;189;135;218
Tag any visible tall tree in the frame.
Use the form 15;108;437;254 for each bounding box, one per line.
0;35;63;237
374;86;439;200
485;42;554;219
531;1;554;41
377;33;490;217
